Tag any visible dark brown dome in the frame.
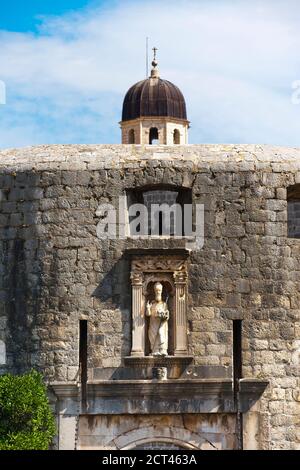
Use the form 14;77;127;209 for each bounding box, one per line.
122;77;187;122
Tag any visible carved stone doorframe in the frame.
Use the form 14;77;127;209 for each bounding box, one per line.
130;256;189;357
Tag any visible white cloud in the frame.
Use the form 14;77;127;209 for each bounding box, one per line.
1;0;300;148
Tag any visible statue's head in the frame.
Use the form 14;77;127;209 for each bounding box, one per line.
154;282;163;300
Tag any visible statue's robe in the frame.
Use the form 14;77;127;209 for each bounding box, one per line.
148;301;169;355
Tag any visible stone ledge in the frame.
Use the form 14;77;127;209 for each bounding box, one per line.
1;144;300;172
50;382;79;398
87;378;233;397
49;379;268;415
91;364;232;381
123;355;194;369
239;378;269;394
86;378;234;414
239;379;269;413
124;248;190;257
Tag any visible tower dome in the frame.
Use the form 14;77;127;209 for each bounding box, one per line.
120;48;189;145
122;78;187;122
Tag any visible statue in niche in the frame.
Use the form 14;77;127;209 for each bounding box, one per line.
146;282;169;356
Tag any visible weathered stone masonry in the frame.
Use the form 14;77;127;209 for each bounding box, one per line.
0;143;299;449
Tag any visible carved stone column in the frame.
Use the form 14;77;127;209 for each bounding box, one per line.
173;270;188;356
130;270;145;356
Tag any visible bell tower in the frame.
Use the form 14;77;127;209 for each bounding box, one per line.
120;49;190;145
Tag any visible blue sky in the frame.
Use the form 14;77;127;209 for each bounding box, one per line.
0;0;98;31
1;0;300;149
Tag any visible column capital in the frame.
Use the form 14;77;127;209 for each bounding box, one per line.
131;270;144;286
173;270;188;284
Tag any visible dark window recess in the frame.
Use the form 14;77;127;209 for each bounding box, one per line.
149;127;159;145
173;129;180;144
287;184;300;238
233;319;243;450
233;320;242;394
79;320;88;407
126;185;193;237
128;129;135;144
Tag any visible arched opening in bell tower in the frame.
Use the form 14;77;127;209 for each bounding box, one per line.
128;129;135;144
173;129;180;144
149;127;159;145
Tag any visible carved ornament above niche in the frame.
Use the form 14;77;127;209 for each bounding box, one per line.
131;257;187;273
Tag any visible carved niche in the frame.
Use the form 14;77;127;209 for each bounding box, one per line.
130;256;189;357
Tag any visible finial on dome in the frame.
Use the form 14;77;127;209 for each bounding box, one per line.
151;46;159;78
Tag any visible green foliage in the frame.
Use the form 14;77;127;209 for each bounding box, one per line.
0;370;56;450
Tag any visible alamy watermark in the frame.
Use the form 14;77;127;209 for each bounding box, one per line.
95;196;205;250
0;80;6;105
291;80;300;104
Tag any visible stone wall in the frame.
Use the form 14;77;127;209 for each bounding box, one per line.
0;144;299;449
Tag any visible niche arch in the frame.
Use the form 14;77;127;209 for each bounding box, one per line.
173;129;180;144
128;129;135;144
144;275;175;356
149;127;159;144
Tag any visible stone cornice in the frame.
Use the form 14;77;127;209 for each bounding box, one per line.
87;378;233;398
124;356;193;369
49;379;268;415
239;378;269;394
1;144;300;172
120;116;190;126
125;248;190;258
50;382;80;399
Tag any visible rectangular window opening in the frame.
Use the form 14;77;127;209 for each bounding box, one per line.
233;320;242;396
233;319;243;450
79;320;88;407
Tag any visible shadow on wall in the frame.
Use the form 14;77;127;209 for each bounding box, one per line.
92;254;131;310
92;254;131;363
0;171;43;374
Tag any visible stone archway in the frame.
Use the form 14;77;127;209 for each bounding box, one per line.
108;425;215;450
128;439;193;450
